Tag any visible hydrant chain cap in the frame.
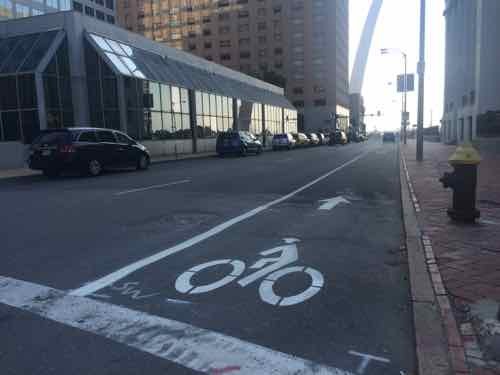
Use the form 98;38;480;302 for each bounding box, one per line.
448;143;481;166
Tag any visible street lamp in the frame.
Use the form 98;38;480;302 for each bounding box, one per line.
381;48;408;144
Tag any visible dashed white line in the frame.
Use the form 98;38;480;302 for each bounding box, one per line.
72;150;372;297
0;276;353;375
114;179;191;196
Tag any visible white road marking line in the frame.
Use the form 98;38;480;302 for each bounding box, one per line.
0;276;353;375
114;179;191;196
348;350;390;374
71;150;372;297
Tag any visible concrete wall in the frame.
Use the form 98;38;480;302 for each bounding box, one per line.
0;143;29;169
141;139;194;158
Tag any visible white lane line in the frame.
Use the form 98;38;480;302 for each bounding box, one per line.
72;150;372;297
0;276;353;375
115;179;191;196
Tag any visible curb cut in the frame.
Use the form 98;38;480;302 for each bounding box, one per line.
400;153;453;375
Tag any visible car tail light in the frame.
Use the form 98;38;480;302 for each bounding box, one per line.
59;144;75;153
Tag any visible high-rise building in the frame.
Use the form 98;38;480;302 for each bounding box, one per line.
442;0;500;143
0;0;116;24
118;0;349;132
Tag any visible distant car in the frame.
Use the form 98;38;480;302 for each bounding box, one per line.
292;133;310;147
317;133;327;145
216;131;263;156
29;128;150;177
272;133;296;151
329;130;348;145
306;133;320;146
382;131;396;142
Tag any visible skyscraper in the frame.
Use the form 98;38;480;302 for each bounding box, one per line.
0;0;116;24
442;0;500;142
118;0;349;132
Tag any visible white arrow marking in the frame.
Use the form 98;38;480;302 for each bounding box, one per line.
318;196;351;211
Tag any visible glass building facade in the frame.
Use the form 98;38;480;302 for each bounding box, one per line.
0;11;296;168
0;0;115;24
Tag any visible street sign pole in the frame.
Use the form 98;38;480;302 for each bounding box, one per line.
416;0;426;161
403;53;408;144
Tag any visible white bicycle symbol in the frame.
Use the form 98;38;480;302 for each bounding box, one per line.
174;238;324;307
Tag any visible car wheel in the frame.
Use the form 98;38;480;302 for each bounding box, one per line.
43;168;59;178
241;147;247;157
88;159;102;177
137;154;150;170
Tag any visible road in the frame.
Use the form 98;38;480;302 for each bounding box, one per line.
0;140;415;375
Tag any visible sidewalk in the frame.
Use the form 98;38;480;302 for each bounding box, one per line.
0;151;217;180
402;140;500;375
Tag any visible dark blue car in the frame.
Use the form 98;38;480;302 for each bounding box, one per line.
216;131;263;156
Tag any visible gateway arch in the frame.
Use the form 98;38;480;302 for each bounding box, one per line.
350;0;384;94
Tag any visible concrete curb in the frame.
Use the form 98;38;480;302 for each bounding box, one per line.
400;153;453;374
150;152;217;165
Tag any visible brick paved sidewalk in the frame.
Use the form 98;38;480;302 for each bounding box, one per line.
403;139;500;375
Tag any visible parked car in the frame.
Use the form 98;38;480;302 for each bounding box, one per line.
382;131;396;142
317;133;327;145
216;131;263;156
329;130;348;145
306;133;320;146
272;133;296;151
292;133;310;147
29;128;150;177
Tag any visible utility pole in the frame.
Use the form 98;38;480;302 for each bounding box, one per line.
416;0;426;161
403;53;408;144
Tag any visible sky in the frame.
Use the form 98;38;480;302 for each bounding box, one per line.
349;0;445;132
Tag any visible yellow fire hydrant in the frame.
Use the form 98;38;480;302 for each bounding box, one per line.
439;143;481;223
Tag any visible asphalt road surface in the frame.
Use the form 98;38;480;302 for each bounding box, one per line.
0;139;415;375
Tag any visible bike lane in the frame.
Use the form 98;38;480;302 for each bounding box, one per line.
78;144;415;375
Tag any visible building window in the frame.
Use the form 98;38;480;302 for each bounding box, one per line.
257;22;267;31
15;3;29;17
220;53;231;61
204;42;212;49
274;47;283;55
106;15;115;24
203;29;211;36
219;12;230;21
293;87;304;95
238;24;250;32
257;8;266;16
73;1;83;12
293;100;304;107
219;26;230;34
105;0;114;10
195;92;233;138
240;51;251;59
238;10;249;18
314;98;326;106
85;6;95;16
220;40;231;47
239;38;250;46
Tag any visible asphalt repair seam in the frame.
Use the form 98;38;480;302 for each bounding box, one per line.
400;153;453;375
0;276;354;375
